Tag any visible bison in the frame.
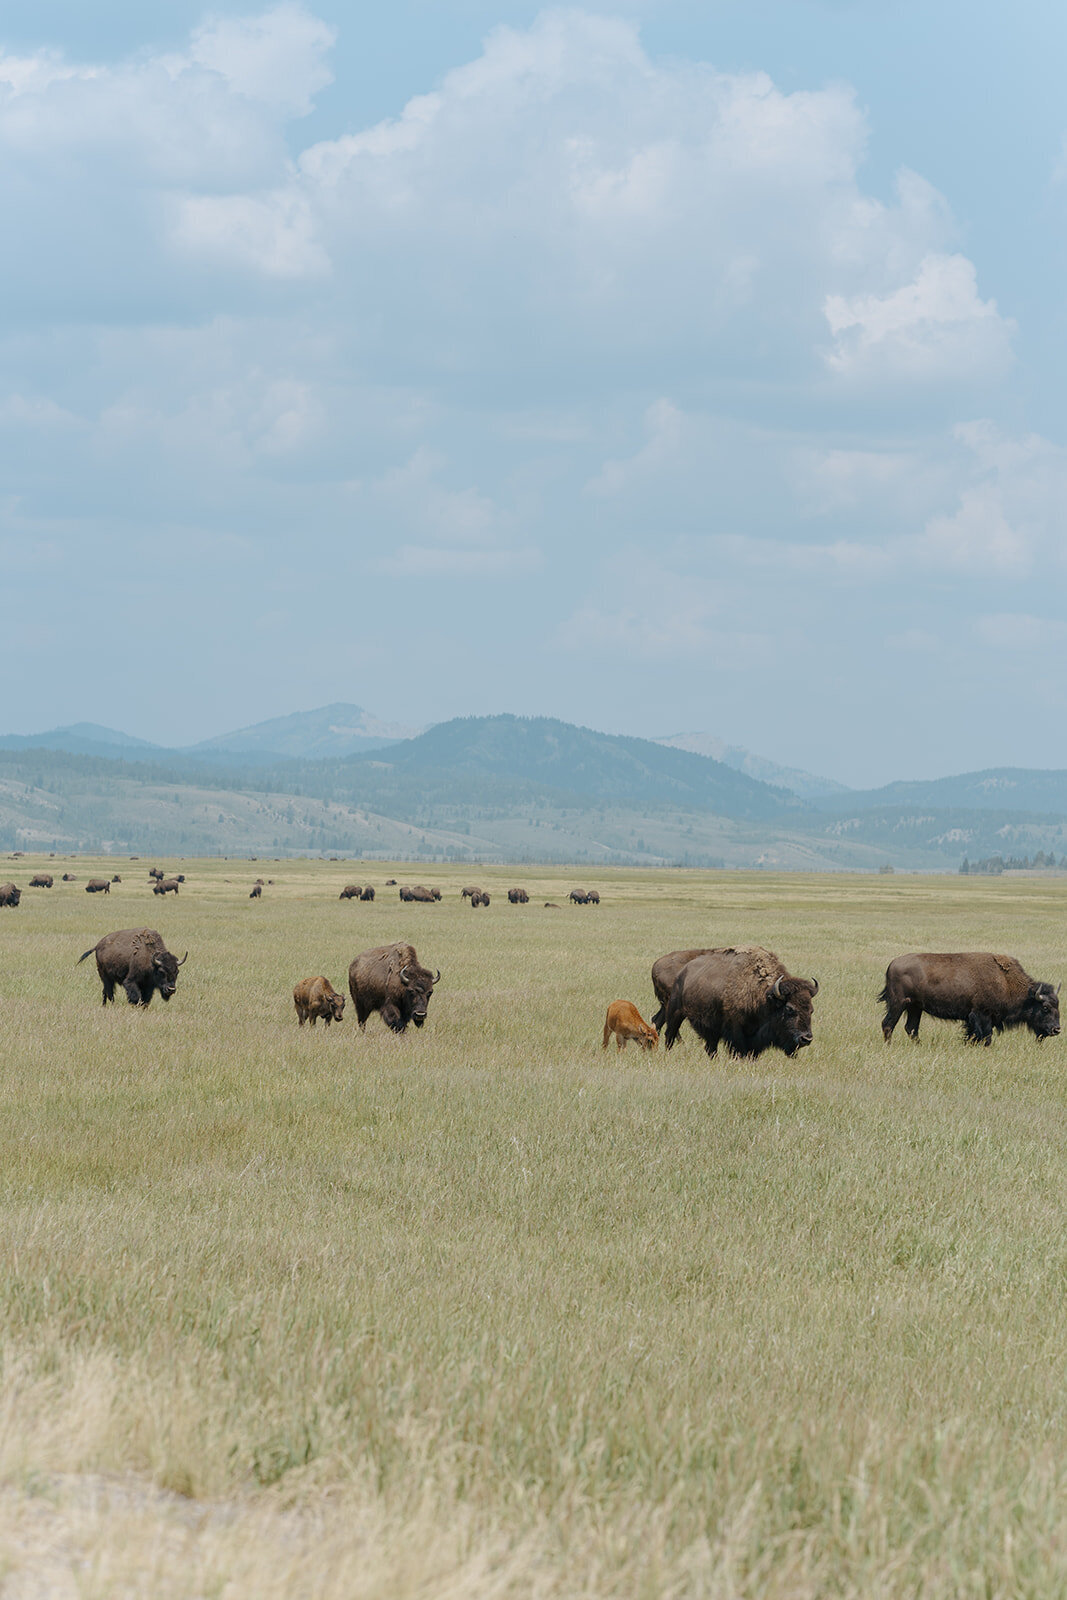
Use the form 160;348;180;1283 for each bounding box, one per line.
569;890;589;905
663;946;818;1060
360;885;375;902
149;868;164;881
879;953;1061;1046
602;1001;658;1052
293;976;345;1027
0;883;21;908
339;884;362;900
650;948;716;1032
586;889;600;905
385;878;397;886
111;874;121;883
85;878;110;894
507;888;530;904
249;884;262;899
348;942;440;1033
62;873;76;881
77;926;187;1006
461;886;481;900
29;874;53;888
470;890;490;907
153;878;180;896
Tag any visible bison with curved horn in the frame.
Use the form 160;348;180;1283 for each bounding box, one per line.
879;953;1060;1046
78;927;187;1007
664;946;818;1060
348;942;440;1034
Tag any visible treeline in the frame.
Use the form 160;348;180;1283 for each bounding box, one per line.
959;852;1065;874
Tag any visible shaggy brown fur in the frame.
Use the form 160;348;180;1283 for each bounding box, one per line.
650;948;717;1031
880;952;1060;1045
348;942;440;1033
664;946;817;1060
77;927;187;1007
293;976;345;1027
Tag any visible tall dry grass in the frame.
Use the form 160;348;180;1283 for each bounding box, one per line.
0;857;1065;1593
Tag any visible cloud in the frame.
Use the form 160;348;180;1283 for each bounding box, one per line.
186;5;336;116
824;254;1014;381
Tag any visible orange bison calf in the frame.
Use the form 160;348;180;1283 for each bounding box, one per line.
602;1000;659;1052
293;976;346;1027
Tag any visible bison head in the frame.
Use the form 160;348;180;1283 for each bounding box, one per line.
329;991;346;1022
399;962;440;1026
768;974;818;1054
153;949;187;1000
1024;981;1061;1039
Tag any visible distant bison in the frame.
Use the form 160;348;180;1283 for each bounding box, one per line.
586;889;600;905
461;886;481;900
61;873;76;882
360;885;375;902
569;890;590;905
85;878;110;894
29;874;53;888
470;891;490;907
385;879;397;886
149;868;164;881
77;926;187;1006
507;888;529;904
664;946;818;1060
650;948;716;1032
111;874;121;883
153;878;180;896
0;883;21;908
879;952;1061;1046
339;884;362;900
293;975;345;1027
249;884;262;898
602;1001;658;1053
348;942;440;1033
401;885;435;903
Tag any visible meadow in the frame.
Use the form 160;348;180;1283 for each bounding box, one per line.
0;856;1066;1596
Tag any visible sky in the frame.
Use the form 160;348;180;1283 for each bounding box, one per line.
2;0;1067;787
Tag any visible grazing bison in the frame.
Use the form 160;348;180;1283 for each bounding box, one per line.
149;868;164;881
78;927;187;1006
249;884;262;898
29;874;53;888
879;953;1061;1046
62;873;76;882
360;885;375;902
111;874;121;883
153;878;180;896
385;878;397;886
470;890;490;907
398;885;414;902
507;888;529;904
650;948;716;1032
0;883;21;908
348;942;440;1033
586;889;600;905
569;890;589;905
339;884;362;900
664;946;818;1060
430;887;442;901
85;878;110;894
411;886;436;903
293;976;345;1027
461;886;481;900
602;1001;659;1052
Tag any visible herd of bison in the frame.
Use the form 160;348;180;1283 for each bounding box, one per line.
1;865;1062;1054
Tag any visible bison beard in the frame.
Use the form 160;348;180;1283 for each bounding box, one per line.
880;952;1061;1046
77;927;187;1007
348;942;440;1033
663;946;817;1060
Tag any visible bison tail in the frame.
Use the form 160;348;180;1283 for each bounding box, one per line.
876;984;888;1005
76;946;97;965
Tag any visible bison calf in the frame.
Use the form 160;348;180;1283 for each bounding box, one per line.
293;976;345;1027
880;953;1060;1046
602;1001;658;1052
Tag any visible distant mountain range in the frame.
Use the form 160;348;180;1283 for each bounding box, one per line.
654;732;849;799
1;706;1065;868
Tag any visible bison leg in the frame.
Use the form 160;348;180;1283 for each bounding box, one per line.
616;1034;627;1051
881;999;905;1042
101;978;115;1006
904;1002;922;1041
122;978;144;1006
380;1002;406;1033
650;1004;666;1033
354;1001;370;1031
966;1010;994;1046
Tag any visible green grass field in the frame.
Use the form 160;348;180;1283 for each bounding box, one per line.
1;856;1066;1595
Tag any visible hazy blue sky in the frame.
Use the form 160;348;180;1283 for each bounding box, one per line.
3;1;1066;785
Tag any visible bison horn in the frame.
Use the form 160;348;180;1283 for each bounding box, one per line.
433;970;441;985
399;965;411;986
770;975;783;1000
809;977;819;996
177;951;188;967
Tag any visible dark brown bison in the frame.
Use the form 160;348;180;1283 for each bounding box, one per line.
360;885;375;902
602;1001;658;1052
254;878;265;886
175;874;186;883
153;878;180;896
249;884;262;898
586;889;600;905
339;884;362;900
293;976;345;1027
398;885;414;902
385;878;398;886
461;886;481;900
470;891;490;907
430;887;442;901
111;874;121;883
650;948;716;1032
879;953;1061;1046
348;942;440;1033
0;883;21;908
569;890;589;905
507;888;529;904
664;946;818;1060
29;874;53;888
62;873;76;882
149;868;164;881
77;927;187;1006
85;878;110;894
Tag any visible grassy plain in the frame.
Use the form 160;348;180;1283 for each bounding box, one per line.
0;856;1066;1595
